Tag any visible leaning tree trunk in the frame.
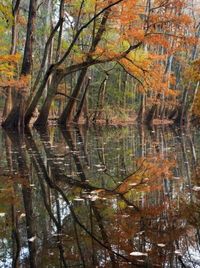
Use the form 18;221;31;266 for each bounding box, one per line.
34;72;63;127
2;0;37;129
92;75;108;122
58;9;111;126
74;76;91;123
58;68;88;125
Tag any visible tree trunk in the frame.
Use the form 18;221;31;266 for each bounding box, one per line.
2;0;21;120
58;9;111;126
189;81;199;122
174;87;188;125
74;76;91;123
93;75;108;122
2;0;37;129
3;88;13;120
24;65;55;125
34;72;63;127
58;68;88;125
6;130;37;268
137;93;145;123
55;0;64;61
145;104;157;125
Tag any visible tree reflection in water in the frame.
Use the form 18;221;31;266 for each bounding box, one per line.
0;125;200;267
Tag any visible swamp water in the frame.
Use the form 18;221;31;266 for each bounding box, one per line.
0;125;200;267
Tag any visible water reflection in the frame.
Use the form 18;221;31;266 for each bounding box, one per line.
0;125;200;267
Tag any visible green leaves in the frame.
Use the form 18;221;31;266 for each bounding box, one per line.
0;1;13;27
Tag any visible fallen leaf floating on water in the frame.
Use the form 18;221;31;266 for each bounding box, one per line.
91;195;99;201
74;198;84;201
91;189;104;194
175;250;182;256
97;168;106;172
173;177;181;180
52;233;64;237
157;244;165;247
94;164;104;168
85;195;100;201
28;236;36;242
192;186;200;191
19;213;26;219
130;252;148;257
122;214;130;218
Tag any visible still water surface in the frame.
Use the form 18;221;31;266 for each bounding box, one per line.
0;125;200;267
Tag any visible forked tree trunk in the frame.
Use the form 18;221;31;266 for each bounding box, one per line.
35;3;110;127
58;68;88;125
58;10;111;126
34;72;63;127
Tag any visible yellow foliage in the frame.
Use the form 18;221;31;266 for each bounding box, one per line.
0;2;13;26
0;53;21;64
0;53;21;89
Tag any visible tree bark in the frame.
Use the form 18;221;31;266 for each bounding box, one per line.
93;75;108;122
145;104;157;125
74;76;91;123
2;0;37;129
2;0;21;120
34;72;63;127
137;93;146;123
58;9;111;126
58;68;88;125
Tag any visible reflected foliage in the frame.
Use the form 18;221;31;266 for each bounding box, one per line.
0;125;200;267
